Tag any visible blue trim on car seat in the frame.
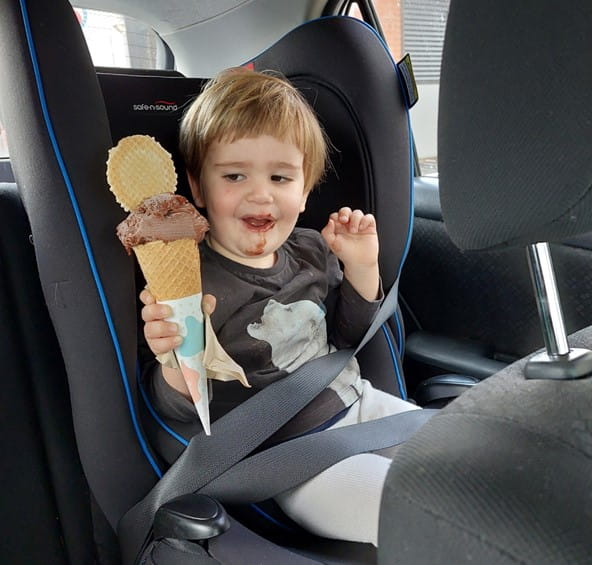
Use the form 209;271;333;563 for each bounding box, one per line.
300;18;414;398
249;504;300;532
354;16;413;397
351;17;415;278
394;310;404;358
141;365;190;447
381;324;407;400
137;364;190;453
19;0;162;478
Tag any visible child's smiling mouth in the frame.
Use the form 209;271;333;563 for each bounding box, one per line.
242;216;276;232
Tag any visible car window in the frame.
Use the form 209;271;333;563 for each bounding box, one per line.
347;0;450;176
73;7;170;70
0;8;171;159
0;120;8;159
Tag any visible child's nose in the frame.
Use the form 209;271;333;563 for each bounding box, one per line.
247;182;273;203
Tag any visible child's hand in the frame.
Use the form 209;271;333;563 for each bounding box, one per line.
321;208;380;301
321;207;379;267
140;289;217;356
140;288;181;356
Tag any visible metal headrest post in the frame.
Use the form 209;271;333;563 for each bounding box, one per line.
525;241;592;379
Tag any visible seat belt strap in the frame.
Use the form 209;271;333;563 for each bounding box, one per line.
120;280;401;562
201;409;436;504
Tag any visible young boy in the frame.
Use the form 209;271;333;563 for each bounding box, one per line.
141;67;419;546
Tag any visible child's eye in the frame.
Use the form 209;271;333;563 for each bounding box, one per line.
223;173;245;182
271;175;292;183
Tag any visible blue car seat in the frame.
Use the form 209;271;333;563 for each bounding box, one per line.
0;0;430;562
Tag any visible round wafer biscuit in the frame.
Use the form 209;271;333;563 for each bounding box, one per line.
107;134;177;211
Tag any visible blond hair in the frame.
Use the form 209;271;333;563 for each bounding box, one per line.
179;67;328;193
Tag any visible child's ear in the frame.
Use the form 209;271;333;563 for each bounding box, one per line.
300;191;309;213
187;172;205;207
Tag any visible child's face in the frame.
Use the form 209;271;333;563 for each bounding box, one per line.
190;134;308;268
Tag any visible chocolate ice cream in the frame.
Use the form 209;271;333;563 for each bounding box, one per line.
117;193;209;254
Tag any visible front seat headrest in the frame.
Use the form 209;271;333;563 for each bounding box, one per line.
439;0;592;251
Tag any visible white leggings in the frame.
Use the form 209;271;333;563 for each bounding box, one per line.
274;380;420;546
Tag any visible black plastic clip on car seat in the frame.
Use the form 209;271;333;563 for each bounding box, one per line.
153;493;230;543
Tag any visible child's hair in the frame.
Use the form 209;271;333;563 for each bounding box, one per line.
179;67;328;193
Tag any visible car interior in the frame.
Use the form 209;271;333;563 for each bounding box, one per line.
0;0;591;564
380;2;592;562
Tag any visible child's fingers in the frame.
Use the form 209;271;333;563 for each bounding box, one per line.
347;209;365;233
146;335;183;355
144;319;179;340
336;208;375;233
337;207;352;224
144;319;182;355
202;294;217;316
321;217;337;247
139;288;155;306
358;213;377;232
141;302;173;323
334;208;376;233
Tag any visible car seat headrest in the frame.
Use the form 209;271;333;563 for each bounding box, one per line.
439;0;592;251
98;73;207;201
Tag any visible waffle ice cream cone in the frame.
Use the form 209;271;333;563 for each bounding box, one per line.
133;239;202;301
106;134;212;434
133;238;210;434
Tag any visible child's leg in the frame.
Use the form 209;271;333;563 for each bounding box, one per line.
274;452;391;546
275;381;420;545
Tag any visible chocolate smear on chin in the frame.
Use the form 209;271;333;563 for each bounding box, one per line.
245;233;266;256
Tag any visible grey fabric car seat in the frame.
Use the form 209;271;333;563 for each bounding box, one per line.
0;182;106;563
0;0;429;563
378;1;592;563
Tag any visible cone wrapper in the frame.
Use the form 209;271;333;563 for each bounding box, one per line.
161;293;210;434
203;312;250;388
160;293;250;436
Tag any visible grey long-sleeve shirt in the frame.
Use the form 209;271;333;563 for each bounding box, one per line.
148;227;382;442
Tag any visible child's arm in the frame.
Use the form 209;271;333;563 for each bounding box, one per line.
321;207;380;301
140;289;216;401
